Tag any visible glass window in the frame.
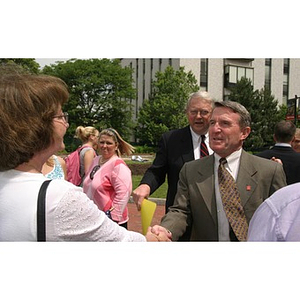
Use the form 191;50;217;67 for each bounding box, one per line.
229;66;237;83
245;68;253;82
237;67;245;81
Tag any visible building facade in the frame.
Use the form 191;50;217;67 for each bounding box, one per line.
121;58;300;120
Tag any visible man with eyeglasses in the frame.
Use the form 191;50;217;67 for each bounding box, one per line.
132;91;214;240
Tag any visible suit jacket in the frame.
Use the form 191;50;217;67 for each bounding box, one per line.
140;126;194;211
256;145;300;185
160;150;287;241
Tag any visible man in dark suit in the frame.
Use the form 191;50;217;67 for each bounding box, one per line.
151;101;287;241
132;91;215;212
256;120;300;185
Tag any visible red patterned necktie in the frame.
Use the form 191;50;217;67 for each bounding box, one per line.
200;135;209;158
218;158;248;241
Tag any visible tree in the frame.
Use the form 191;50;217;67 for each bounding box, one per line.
229;77;285;151
42;59;135;151
135;66;199;146
0;58;40;74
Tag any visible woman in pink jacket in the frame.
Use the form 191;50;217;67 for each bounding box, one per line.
83;128;134;229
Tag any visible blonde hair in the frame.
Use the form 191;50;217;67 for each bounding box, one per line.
100;128;135;156
75;126;99;143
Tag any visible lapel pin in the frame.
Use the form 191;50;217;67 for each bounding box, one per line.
246;185;251;191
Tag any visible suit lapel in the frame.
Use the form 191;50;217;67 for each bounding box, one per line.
181;126;194;162
195;155;217;225
237;150;258;206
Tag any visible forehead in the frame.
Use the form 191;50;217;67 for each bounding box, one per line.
212;106;240;121
99;134;115;141
188;98;212;109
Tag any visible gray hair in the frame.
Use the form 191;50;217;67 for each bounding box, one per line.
186;91;215;111
214;100;251;128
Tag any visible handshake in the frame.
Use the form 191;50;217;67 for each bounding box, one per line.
145;225;172;242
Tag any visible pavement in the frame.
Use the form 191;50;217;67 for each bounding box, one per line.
127;199;166;234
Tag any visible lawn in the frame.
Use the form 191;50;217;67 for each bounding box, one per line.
132;175;168;199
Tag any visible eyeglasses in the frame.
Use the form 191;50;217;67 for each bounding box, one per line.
188;110;211;117
53;112;69;123
90;165;100;180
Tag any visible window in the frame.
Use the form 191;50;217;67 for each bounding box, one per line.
200;58;208;90
224;65;253;88
283;58;290;103
265;58;272;91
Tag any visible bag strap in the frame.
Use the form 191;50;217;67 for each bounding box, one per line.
37;180;52;242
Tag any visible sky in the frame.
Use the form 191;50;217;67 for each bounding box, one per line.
35;58;69;68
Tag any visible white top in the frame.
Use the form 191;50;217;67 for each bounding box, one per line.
0;170;146;242
248;182;300;241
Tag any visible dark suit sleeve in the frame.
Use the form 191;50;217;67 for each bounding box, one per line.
160;163;191;241
140;133;168;194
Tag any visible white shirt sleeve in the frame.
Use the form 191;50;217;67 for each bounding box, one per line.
247;201;278;241
47;182;146;242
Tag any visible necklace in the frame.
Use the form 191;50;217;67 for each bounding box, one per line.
99;155;115;165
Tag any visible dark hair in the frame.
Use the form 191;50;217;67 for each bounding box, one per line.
0;70;69;170
214;100;251;128
274;120;296;143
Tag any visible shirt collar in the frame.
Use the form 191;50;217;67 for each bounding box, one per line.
275;143;292;148
189;126;208;143
214;148;242;168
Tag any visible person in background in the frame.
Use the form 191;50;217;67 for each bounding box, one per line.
291;127;300;153
247;182;300;241
132;91;215;213
42;154;67;180
83;128;134;229
151;100;287;241
0;67;171;242
74;125;99;185
256;120;300;185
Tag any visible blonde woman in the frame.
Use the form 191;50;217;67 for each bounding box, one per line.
83;128;134;229
75;126;99;185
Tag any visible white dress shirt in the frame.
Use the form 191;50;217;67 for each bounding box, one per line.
190;127;213;160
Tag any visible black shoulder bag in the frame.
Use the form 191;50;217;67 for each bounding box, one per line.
37;180;52;242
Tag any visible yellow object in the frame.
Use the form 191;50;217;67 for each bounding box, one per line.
141;199;157;235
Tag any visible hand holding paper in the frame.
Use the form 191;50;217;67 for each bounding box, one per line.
141;199;157;235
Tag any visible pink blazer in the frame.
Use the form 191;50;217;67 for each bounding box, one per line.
83;155;132;224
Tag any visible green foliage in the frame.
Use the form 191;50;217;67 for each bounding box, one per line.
42;59;135;151
229;77;285;151
133;144;156;154
135;66;199;145
0;58;40;74
132;175;168;199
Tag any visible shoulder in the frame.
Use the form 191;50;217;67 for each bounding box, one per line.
264;183;300;214
183;155;213;171
163;126;190;139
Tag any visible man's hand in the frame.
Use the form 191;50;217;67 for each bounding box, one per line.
145;226;172;242
151;225;172;240
132;184;151;211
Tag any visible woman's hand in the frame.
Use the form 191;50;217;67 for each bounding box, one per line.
145;226;172;242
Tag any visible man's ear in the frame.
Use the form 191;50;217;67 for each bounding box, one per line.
241;126;251;141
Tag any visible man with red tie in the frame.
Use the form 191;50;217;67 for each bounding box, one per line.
132;91;214;214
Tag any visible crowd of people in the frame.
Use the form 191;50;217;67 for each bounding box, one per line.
1;65;300;242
